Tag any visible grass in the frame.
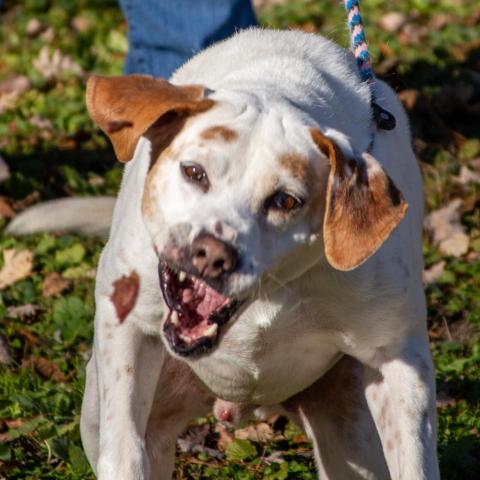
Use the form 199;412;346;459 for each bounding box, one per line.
0;0;479;478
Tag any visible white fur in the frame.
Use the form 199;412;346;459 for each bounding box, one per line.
75;29;438;479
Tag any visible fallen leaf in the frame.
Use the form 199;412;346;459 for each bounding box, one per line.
215;423;234;451
0;335;12;365
71;16;91;33
399;23;429;45
42;272;71;297
0;249;34;289
454;165;480;185
26;18;43;37
30;115;53;130
423;261;446;285
22;356;66;382
252;0;285;8
0;75;31;114
398;89;421;111
424;199;469;257
33;46;83;81
7;304;40;319
469;157;480;170
235;422;274;443
12;191;40;211
379;12;407;33
0;196;15;219
0;75;30;96
429;12;455;30
177;424;224;459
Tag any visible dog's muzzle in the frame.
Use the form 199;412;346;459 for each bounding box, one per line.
159;234;241;357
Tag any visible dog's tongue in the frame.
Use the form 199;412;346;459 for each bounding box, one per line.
179;276;229;324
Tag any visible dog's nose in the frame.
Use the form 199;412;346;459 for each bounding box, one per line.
191;234;238;278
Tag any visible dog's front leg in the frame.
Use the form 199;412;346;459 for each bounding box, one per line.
363;336;439;480
94;297;165;480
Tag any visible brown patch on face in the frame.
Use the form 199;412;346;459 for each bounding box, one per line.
310;128;408;271
279;153;309;181
110;271;140;323
86;75;214;162
201;125;238;142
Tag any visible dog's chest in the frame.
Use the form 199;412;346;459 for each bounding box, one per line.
187;297;341;404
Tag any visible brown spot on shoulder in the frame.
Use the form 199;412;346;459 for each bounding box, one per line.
201;125;238;142
111;271;140;324
125;365;134;375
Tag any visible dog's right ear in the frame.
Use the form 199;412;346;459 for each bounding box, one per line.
86;75;214;162
310;128;408;271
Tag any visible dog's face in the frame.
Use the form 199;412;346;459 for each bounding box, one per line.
87;75;407;357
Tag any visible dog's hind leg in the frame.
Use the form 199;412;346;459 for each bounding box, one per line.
283;356;390;480
145;356;214;480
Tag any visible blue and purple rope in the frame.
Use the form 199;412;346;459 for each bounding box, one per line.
343;0;396;136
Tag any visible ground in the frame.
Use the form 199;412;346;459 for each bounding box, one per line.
0;1;479;479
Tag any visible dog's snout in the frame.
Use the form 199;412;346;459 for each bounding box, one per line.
192;234;238;278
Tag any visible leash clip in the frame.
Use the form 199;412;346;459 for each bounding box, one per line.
372;102;396;131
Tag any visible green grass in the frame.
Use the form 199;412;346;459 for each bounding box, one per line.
0;0;479;478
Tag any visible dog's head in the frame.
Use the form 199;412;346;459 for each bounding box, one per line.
87;75;407;357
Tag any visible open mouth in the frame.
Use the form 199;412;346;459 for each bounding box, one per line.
159;261;240;356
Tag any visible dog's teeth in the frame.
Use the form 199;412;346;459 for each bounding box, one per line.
178;271;187;282
178;333;191;343
204;323;218;337
171;311;180;327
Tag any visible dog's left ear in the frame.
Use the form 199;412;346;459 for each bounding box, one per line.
86;75;213;162
310;128;408;271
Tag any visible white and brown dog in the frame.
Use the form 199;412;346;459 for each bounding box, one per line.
10;28;439;479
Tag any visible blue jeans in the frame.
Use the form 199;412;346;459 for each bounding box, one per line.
119;0;257;78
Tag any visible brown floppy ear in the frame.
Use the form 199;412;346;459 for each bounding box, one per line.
310;128;408;271
86;75;214;162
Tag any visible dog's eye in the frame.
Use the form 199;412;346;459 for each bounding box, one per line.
181;162;209;190
267;191;303;212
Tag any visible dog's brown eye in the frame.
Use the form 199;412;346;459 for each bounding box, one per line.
181;162;209;190
267;191;303;212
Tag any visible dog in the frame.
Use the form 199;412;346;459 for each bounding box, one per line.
9;28;439;479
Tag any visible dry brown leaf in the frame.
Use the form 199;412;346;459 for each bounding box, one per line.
0;335;12;365
423;261;446;285
7;304;40;319
42;272;71;297
30;115;53;130
379;12;407;33
454;165;480;185
0;249;34;289
12;191;40;211
235;422;274;443
26;18;43;37
252;0;285;8
22;356;67;382
424;199;470;257
71;16;91;33
0;75;31;114
215;423;234;451
0;196;15;219
33;46;83;81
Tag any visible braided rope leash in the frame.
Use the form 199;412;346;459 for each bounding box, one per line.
343;0;396;148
